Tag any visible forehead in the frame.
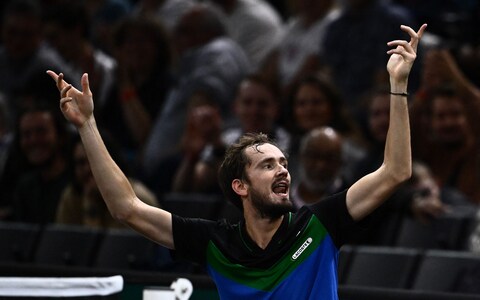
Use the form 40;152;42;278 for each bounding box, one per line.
20;111;54;127
432;96;462;107
238;80;274;101
245;143;286;164
305;135;341;154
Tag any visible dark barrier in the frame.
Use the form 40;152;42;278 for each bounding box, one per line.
339;286;480;300
2;262;480;300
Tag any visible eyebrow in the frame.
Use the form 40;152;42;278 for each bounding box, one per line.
256;156;288;167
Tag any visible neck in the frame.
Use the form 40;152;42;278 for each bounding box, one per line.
244;211;284;249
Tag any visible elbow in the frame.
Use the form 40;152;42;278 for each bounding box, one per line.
390;164;412;185
106;196;137;223
110;210;132;223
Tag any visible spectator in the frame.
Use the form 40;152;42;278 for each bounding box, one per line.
0;0;71;117
410;48;480;205
351;87;473;245
43;1;117;109
170;103;225;194
290;126;350;210
132;0;195;33
321;0;417;119
411;85;480;204
262;0;339;97
142;101;224;197
208;0;284;70
12;104;74;224
98;16;175;168
286;72;365;184
0;95;13;219
142;3;251;178
171;74;289;194
84;0;132;55
56;134;158;229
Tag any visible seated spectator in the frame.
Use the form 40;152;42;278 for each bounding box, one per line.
321;0;417;119
142;3;251;178
149;74;287;196
290;126;351;210
0;0;72;117
0;95;14;219
286;72;365;183
170;103;225;194
132;0;195;33
410;46;480;205
351;87;474;245
208;0;284;70
262;0;338;98
84;0;132;56
411;85;480;204
171;74;289;194
97;16;175;168
56;134;158;229
43;1;117;110
12;104;74;224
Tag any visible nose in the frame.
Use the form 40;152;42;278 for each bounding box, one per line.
276;163;289;177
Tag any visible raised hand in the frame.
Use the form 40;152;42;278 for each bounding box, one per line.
46;70;94;128
387;24;427;82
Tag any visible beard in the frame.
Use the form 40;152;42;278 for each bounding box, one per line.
250;187;293;220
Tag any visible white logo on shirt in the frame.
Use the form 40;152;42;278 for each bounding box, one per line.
292;237;313;260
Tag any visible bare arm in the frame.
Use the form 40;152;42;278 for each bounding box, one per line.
346;24;427;221
47;71;175;249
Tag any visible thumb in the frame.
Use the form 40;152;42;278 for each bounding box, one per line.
81;73;92;95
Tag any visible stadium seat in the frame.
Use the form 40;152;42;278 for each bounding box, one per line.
342;246;421;289
395;214;471;250
94;229;157;271
412;249;480;293
0;222;40;263
33;224;101;266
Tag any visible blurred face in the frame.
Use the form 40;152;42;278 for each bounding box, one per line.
19;111;59;166
119;29;158;73
243;143;293;219
294;83;333;131
173;10;204;56
431;96;468;146
235;80;278;133
300;129;342;191
73;142;95;191
2;14;42;59
368;94;390;143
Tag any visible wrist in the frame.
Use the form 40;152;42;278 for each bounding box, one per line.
78;117;97;133
390;80;408;94
390;91;409;97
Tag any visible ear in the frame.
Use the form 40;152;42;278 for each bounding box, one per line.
232;179;248;197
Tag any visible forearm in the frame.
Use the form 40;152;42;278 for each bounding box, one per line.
385;80;412;183
346;80;412;221
78;117;137;221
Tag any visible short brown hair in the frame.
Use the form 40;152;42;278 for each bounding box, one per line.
218;133;281;211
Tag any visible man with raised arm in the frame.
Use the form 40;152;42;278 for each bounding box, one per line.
48;23;426;299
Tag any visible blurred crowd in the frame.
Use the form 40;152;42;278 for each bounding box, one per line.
1;0;480;250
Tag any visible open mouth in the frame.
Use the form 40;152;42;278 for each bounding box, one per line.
272;181;289;196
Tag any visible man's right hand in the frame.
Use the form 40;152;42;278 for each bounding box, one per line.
47;71;94;128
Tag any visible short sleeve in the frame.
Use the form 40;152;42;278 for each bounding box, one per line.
171;215;217;265
307;189;360;247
